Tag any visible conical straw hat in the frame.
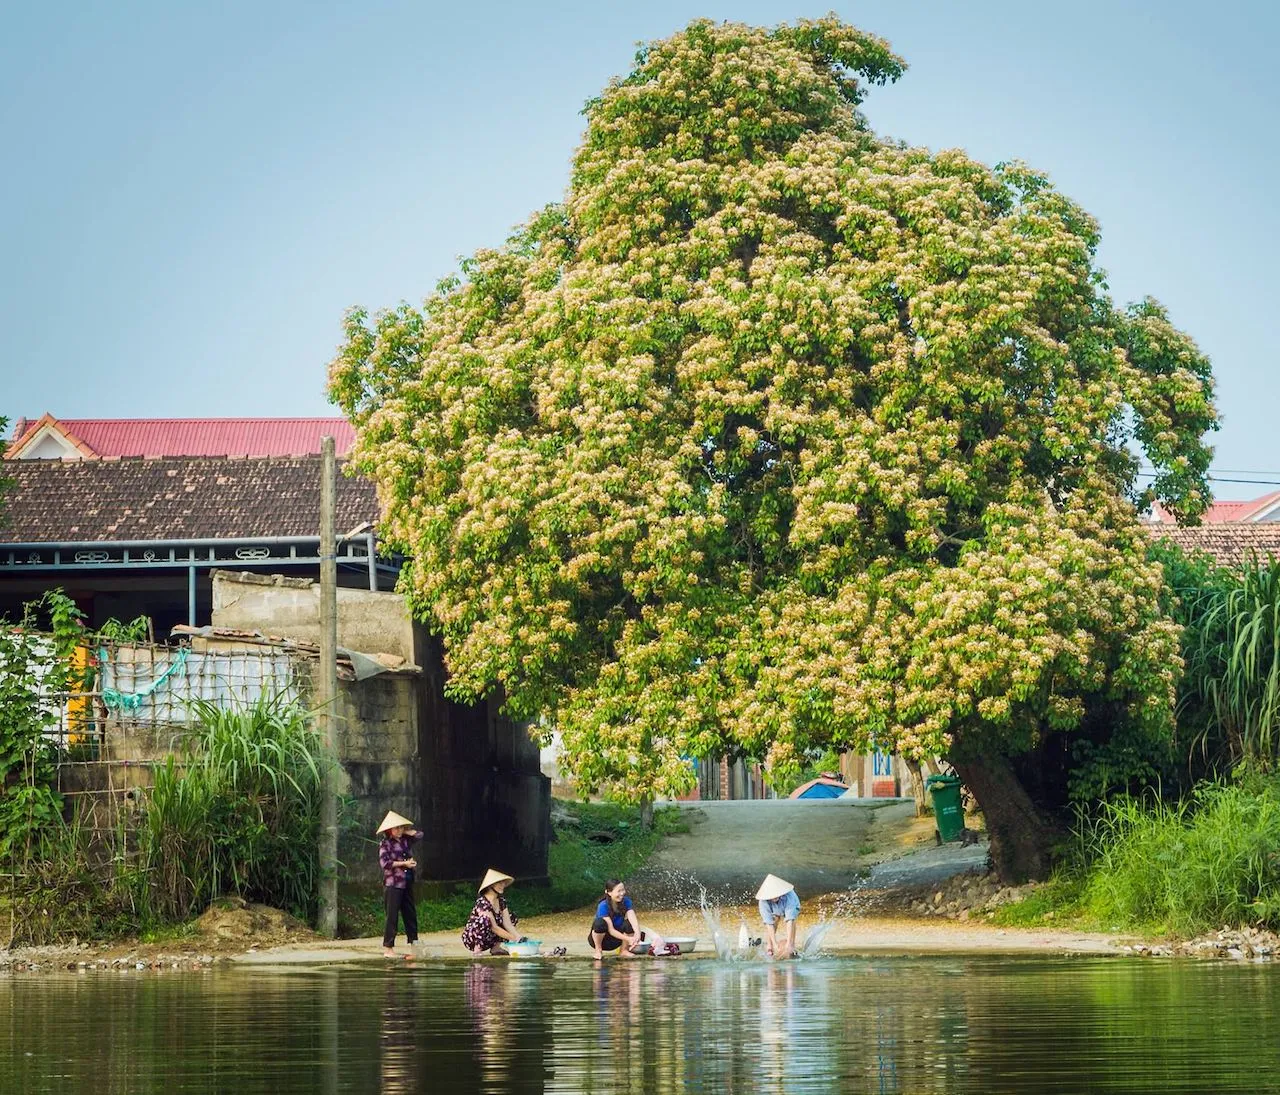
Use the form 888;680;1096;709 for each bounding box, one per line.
376;810;414;834
755;874;794;901
478;868;515;893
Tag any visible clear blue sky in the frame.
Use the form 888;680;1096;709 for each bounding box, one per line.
3;1;1276;497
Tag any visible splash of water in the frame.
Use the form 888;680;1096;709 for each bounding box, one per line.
794;876;871;958
687;875;876;962
699;891;736;961
799;916;836;958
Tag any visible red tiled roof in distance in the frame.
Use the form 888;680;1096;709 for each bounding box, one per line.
6;417;354;459
1147;525;1280;569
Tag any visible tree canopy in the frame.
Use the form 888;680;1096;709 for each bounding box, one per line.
329;18;1216;810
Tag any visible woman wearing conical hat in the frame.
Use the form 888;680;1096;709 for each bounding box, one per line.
756;875;801;959
462;869;523;956
377;810;422;958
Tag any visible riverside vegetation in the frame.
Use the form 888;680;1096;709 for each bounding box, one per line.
992;548;1280;939
0;591;327;945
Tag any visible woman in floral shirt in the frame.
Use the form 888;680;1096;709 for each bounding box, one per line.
377;810;422;958
462;869;521;955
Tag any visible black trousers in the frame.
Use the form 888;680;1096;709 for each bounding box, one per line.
588;917;644;950
383;884;418;948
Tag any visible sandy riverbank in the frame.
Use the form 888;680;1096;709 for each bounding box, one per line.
0;903;1126;972
227;907;1127;966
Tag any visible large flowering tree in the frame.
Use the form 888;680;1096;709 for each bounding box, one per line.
329;18;1216;878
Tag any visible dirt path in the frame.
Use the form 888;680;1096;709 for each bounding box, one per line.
630;798;965;905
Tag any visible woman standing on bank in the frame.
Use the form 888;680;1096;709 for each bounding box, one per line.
462;869;523;955
378;810;422;958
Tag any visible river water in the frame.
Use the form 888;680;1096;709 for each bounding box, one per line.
4;955;1279;1093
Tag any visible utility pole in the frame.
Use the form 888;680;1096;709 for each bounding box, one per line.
317;435;339;938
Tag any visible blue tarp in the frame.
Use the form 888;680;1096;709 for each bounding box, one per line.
795;781;846;799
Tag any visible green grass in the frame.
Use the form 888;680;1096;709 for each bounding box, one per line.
138;920;201;946
338;800;688;938
989;877;1088;928
1079;781;1280;936
139;694;323;923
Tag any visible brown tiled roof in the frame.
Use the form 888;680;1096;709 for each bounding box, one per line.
1147;524;1280;568
0;456;379;543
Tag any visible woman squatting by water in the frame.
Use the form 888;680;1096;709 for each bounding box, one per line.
589;880;677;959
462;869;524;955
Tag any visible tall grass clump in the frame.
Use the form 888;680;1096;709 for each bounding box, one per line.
1179;552;1280;771
138;694;325;923
1082;780;1280;934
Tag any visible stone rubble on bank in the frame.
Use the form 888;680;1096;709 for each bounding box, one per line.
901;869;1035;921
1;942;221;974
1125;927;1279;962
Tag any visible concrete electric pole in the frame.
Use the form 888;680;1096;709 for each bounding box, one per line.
317;435;339;938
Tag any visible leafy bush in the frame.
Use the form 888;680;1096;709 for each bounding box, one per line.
0;591;84;862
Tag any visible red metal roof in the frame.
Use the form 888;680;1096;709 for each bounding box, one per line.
1149;492;1280;525
7;415;354;459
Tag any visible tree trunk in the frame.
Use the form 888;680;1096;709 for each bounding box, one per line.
903;757;927;817
949;756;1060;882
639;797;654;832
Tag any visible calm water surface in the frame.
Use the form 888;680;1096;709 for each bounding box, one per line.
3;955;1279;1093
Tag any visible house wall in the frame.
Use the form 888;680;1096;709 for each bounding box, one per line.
325;667;423;890
58;626;550;893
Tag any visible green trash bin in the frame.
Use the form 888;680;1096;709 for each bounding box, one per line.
926;773;965;844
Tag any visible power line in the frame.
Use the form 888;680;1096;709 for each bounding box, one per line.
1135;472;1280;487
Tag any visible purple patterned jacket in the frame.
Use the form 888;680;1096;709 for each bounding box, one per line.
379;832;419;889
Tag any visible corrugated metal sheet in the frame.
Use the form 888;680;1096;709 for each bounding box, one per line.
13;417;355;458
1149;492;1280;525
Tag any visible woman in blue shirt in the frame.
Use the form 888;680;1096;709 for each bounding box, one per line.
589;879;645;959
